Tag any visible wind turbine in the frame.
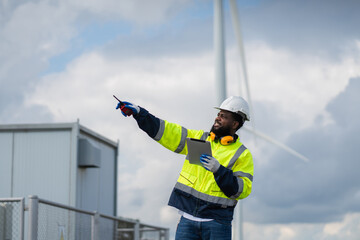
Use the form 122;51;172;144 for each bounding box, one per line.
213;1;309;239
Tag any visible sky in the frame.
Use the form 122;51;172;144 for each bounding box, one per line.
1;0;360;239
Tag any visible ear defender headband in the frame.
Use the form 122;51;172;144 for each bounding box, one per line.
210;132;236;145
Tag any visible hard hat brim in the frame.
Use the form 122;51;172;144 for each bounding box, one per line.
214;107;250;121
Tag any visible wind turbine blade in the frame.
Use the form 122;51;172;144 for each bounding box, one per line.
229;0;254;124
242;126;310;162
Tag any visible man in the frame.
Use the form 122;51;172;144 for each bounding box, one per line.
116;96;254;240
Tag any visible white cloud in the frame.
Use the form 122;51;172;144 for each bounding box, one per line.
0;1;76;60
0;0;194;123
278;226;296;240
323;213;360;238
26;40;360;139
0;0;78;121
244;213;360;240
160;206;179;225
225;40;360;140
25;50;216;135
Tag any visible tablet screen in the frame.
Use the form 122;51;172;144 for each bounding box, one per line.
186;138;212;165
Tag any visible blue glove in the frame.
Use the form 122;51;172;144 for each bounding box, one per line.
200;154;220;173
116;101;140;117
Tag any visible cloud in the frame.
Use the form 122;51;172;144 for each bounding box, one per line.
0;0;194;123
226;40;360;139
322;213;360;239
0;1;77;121
239;0;360;56
244;213;360;240
246;77;360;224
25;50;216;130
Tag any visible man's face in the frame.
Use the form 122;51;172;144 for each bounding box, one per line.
211;110;238;137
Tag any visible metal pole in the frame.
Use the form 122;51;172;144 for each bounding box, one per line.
239;201;244;240
91;212;100;240
28;195;38;240
134;220;140;240
20;198;25;240
164;229;170;240
214;0;227;105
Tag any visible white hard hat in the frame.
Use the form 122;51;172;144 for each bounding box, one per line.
215;96;250;121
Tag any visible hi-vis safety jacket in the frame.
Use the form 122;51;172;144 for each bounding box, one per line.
134;107;254;223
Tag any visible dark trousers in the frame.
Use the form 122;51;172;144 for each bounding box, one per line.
175;216;232;240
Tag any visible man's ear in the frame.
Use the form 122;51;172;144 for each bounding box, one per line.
232;120;240;131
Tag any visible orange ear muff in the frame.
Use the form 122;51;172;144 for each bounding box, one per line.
210;132;216;141
220;136;234;145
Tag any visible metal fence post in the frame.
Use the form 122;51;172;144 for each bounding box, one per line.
164;229;170;240
28;195;39;240
134;219;140;240
20;198;25;240
91;212;100;240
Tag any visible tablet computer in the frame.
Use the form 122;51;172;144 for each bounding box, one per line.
186;138;212;165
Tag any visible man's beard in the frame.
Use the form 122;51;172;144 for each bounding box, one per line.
210;124;232;138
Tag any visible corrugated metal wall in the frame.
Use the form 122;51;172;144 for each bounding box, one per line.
0;132;13;196
13;130;73;204
0;130;73;205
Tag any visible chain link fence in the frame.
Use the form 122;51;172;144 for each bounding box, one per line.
0;196;169;240
0;198;25;240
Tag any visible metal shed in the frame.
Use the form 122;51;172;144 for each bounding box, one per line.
0;121;118;216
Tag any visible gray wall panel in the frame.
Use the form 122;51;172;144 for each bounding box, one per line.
98;143;116;215
77;134;116;215
0;133;13;197
12;130;72;204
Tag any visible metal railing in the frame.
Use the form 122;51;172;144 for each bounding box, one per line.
0;196;169;240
